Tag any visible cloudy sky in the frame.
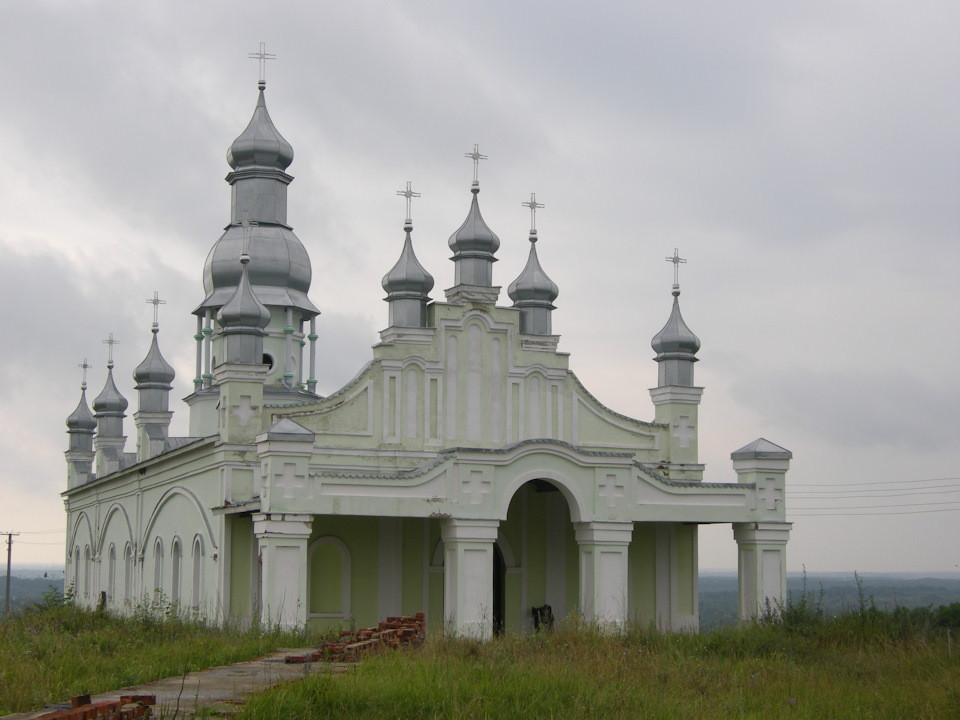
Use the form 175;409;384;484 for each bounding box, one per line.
1;1;957;573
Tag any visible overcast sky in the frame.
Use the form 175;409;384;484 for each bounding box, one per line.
1;1;957;573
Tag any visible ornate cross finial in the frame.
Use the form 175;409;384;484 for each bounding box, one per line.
465;144;487;184
102;333;119;369
240;211;259;259
248;42;276;85
146;291;166;328
666;248;687;287
396;181;421;228
523;193;545;235
78;358;91;390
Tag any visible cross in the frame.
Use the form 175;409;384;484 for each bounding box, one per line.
522;193;545;233
273;462;306;500
462;470;491;505
672;416;695;449
465;144;487;184
78;358;91;390
666;248;687;286
396;181;420;225
240;211;258;258
756;478;784;511
146;291;165;326
230;395;259;427
599;474;625;508
248;42;276;84
102;333;119;368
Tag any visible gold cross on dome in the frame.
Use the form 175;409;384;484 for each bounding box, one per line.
248;42;276;84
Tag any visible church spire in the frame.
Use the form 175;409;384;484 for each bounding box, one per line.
508;193;558;335
383;182;434;328
446;144;501;303
651;249;700;387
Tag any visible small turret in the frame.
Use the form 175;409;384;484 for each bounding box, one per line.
508;193;558;336
446;145;501;304
66;359;96;488
134;293;176;461
383;182;434;328
93;334;128;477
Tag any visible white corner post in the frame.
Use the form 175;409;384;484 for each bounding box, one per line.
441;518;499;639
575;521;634;629
253;513;312;628
733;521;792;620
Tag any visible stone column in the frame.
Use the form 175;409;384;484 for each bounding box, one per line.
253;513;312;628
441;518;499;639
575;521;633;629
733;521;792;620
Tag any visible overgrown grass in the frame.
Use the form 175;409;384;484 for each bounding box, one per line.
0;591;327;715
240;608;960;720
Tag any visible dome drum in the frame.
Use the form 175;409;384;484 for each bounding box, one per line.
229;170;292;227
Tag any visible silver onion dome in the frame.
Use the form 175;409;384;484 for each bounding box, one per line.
133;330;176;387
448;185;500;258
218;257;271;331
93;368;129;416
651;288;701;357
508;232;559;305
66;389;97;431
383;230;435;298
226;84;294;172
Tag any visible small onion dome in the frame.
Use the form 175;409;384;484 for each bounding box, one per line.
508;232;559;305
66;389;97;431
448;186;500;256
382;230;434;299
218;258;271;330
226;84;294;172
651;288;701;357
93;368;129;415
133;330;176;387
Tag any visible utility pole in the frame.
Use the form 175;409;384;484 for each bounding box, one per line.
3;532;19;615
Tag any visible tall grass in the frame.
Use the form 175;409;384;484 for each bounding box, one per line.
240;606;960;720
0;590;327;715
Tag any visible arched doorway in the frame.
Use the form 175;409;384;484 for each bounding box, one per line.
493;543;506;635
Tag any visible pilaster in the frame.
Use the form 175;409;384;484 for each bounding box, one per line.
214;363;268;444
253;512;313;628
649;386;703;476
256;419;316;513
574;521;633;629
440;518;499;639
733;521;792;620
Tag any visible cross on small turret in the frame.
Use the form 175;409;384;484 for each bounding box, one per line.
249;42;276;85
78;358;91;390
465;144;487;184
523;193;545;233
102;333;119;368
241;211;259;258
396;181;421;226
666;248;687;287
146;291;166;327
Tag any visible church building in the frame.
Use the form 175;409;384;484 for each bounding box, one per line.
63;75;793;638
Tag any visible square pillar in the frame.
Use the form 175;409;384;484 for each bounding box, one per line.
575;521;634;629
733;521;792;620
253;513;312;628
440;518;499;639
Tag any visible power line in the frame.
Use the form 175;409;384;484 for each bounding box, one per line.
793;476;960;488
18;530;66;535
791;506;960;516
790;500;960;510
789;488;960;500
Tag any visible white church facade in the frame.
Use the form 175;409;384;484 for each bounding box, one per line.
63;77;793;638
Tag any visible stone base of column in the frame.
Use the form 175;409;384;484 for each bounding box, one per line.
440;518;499;640
575;521;633;630
253;513;313;628
733;521;792;621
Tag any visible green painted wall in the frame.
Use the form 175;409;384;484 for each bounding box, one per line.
628;523;657;625
401;518;425;616
228;515;254;620
675;524;696;616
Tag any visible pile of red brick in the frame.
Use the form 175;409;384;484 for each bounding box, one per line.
36;694;155;720
286;613;425;664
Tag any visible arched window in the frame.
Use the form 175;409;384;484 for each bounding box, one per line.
83;546;91;599
73;546;80;596
191;536;204;611
107;544;117;603
171;537;182;606
153;538;163;605
123;543;133;605
307;536;351;621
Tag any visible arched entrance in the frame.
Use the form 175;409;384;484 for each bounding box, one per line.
499;478;578;633
493;544;506;635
